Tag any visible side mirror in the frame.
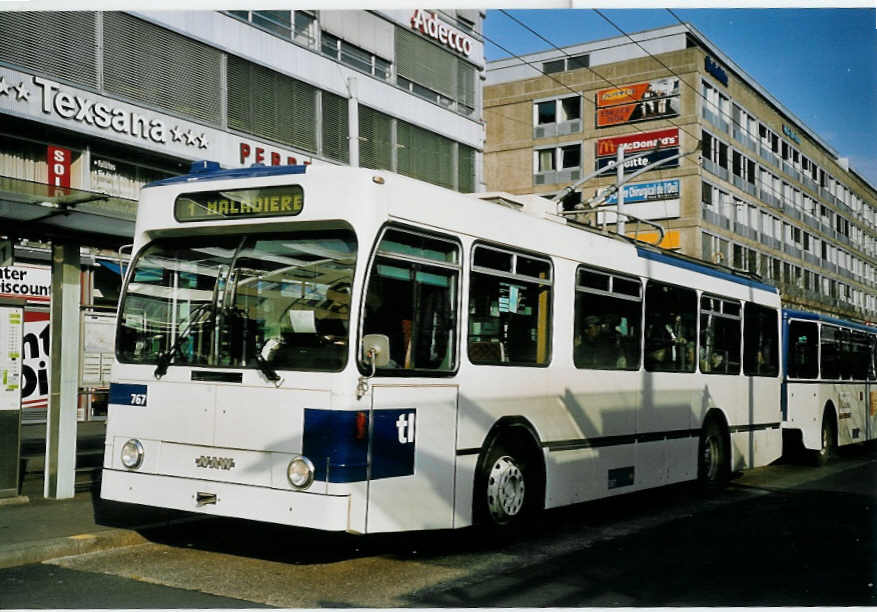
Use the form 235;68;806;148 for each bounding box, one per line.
361;334;390;368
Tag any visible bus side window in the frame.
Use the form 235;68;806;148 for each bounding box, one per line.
468;245;552;366
787;320;818;379
698;296;741;375
573;267;641;371
743;303;778;377
644;281;696;373
362;227;460;373
820;325;841;380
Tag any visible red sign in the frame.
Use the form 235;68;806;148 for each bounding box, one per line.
47;146;71;193
239;142;311;167
595;78;680;128
410;9;473;57
596;128;680;158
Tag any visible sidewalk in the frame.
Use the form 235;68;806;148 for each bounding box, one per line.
0;482;196;570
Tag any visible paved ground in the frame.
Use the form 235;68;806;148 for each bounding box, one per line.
0;443;873;608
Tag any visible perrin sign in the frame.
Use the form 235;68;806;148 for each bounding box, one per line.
174;186;304;222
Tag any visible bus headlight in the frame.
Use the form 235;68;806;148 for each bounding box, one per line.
121;439;144;469
287;456;314;489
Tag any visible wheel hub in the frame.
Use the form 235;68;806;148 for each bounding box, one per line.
702;435;719;480
487;455;525;523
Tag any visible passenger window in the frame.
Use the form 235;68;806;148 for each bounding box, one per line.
573;267;641;370
699;295;741;375
820;325;841;379
743;304;778;377
842;330;871;381
788;320;818;379
468;245;552;366
644;282;696;373
362;227;459;373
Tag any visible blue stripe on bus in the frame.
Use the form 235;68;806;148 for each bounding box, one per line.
635;247;778;293
146;163;308;188
302;408;416;483
783;307;876;334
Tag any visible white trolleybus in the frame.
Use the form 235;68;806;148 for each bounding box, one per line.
782;308;876;465
102;162;784;534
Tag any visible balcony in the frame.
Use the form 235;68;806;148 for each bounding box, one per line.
703;208;731;231
703;158;729;182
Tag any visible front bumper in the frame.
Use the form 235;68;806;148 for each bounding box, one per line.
101;469;351;532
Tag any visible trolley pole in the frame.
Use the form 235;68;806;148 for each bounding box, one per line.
616;144;626;235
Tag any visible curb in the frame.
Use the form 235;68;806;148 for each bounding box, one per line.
0;528;147;570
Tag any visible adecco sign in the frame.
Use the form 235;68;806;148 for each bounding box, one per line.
410;10;474;57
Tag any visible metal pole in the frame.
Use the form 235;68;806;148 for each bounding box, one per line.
616;144;626;235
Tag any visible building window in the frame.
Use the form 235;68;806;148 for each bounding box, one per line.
322;31;391;81
543;54;589;74
534;144;582;185
395;27;476;117
533;95;582;138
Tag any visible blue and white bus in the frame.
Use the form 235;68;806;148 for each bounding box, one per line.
102;162;783;534
782;309;876;464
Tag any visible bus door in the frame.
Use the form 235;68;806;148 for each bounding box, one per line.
366;384;458;533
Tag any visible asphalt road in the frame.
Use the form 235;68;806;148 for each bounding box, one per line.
2;443;875;608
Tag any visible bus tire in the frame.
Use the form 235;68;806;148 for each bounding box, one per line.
811;411;837;467
697;416;730;490
475;433;543;531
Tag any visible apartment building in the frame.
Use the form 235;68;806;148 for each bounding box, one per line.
485;24;876;324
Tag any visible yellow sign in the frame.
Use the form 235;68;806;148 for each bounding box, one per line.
626;229;680;249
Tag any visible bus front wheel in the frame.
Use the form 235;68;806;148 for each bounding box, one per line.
475;436;542;530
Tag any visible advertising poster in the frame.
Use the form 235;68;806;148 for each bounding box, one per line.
21;310;50;420
1;306;23;411
596;78;680;127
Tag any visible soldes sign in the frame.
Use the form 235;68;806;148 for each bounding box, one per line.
410;10;473;57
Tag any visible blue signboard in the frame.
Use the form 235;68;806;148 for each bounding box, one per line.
602;179;680;206
595;147;679;175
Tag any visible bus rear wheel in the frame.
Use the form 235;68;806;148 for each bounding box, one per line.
698;417;729;490
811;413;837;467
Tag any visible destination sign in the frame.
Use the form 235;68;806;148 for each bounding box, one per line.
175;185;304;222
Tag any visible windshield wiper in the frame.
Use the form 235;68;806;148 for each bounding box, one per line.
153;302;216;379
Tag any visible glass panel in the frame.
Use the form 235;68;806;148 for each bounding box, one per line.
473;246;512;272
743;304;778;377
252;10;291;38
543;59;564;74
820;325;841;379
644;282;696;373
117;231;356;372
380;229;458;264
468;272;551;366
516;255;551;280
363;235;459;373
537;100;556;125
574;286;640;370
561;96;581;120
699;306;741;375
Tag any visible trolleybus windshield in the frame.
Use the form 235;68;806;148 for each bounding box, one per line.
116;230;356;372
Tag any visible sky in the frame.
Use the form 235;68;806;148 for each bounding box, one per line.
483;8;877;188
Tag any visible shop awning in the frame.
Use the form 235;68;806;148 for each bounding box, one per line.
0;175;137;241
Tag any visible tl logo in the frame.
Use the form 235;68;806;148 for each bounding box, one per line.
395;412;416;444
